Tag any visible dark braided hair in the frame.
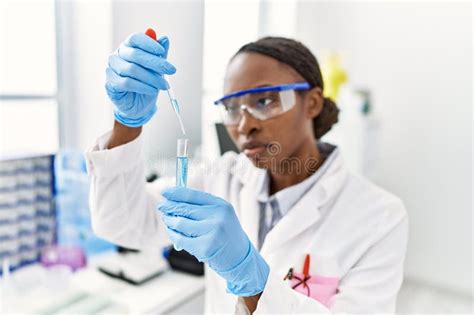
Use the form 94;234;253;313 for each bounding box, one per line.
234;37;339;139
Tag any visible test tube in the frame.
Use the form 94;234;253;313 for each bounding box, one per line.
176;139;189;187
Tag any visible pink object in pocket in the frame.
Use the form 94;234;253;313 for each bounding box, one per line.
290;270;339;307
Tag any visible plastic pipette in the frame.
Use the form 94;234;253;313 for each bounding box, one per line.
145;28;186;135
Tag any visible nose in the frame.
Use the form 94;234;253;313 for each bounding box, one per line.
237;107;260;137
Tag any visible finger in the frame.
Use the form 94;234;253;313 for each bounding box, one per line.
106;67;157;95
161;214;213;237
125;32;166;56
157;200;210;221
108;54;169;90
118;45;176;75
165;226;185;251
165;226;197;254
158;36;170;59
161;187;228;206
165;227;219;263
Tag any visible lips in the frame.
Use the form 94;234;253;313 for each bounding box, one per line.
241;141;268;157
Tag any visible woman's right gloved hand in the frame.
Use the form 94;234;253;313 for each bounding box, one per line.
105;32;176;127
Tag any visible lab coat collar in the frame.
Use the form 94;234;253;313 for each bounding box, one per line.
232;150;348;255
262;150;347;255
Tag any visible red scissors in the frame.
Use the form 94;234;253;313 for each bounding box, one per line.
284;254;312;296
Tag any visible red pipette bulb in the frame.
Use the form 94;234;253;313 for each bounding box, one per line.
145;28;157;40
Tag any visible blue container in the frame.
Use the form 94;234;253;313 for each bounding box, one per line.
54;151;115;256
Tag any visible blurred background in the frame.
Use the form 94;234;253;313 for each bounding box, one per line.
0;0;472;314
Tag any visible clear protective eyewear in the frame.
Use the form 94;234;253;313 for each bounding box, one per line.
214;82;311;126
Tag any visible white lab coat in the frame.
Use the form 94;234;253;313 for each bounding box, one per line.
85;131;408;314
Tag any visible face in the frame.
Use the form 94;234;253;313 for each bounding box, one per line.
223;52;323;169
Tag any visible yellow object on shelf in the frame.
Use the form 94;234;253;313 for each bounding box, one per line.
321;53;348;101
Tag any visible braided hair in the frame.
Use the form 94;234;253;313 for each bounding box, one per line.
234;37;339;139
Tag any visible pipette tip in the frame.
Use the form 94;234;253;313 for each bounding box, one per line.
177;115;186;135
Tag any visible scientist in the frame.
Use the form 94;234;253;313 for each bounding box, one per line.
86;33;408;314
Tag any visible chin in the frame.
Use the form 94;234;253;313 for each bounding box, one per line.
247;155;271;169
245;152;279;170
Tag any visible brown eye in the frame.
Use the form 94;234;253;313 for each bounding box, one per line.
256;98;273;108
225;104;240;113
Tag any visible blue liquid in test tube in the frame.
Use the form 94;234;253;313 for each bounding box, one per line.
176;139;189;187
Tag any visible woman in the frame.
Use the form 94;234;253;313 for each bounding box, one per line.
86;32;408;314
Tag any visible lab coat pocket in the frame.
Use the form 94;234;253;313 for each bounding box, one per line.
290;270;339;308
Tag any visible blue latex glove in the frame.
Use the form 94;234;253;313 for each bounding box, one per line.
158;187;269;296
105;32;176;127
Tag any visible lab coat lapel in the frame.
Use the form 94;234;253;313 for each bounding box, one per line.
233;154;263;248
239;180;261;247
260;152;348;256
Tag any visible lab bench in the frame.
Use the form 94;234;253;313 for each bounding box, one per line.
1;251;205;314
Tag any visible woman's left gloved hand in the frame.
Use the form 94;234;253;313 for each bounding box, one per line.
157;187;269;296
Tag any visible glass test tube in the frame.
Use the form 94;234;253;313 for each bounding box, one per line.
176;139;189;187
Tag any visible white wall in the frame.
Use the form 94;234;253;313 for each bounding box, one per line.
112;1;204;169
56;1;114;150
296;1;472;294
201;0;261;159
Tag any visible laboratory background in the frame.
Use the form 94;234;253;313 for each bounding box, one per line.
0;0;472;314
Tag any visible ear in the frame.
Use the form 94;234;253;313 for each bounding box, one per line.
304;87;324;119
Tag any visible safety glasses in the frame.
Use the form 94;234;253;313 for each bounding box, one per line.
214;82;311;126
